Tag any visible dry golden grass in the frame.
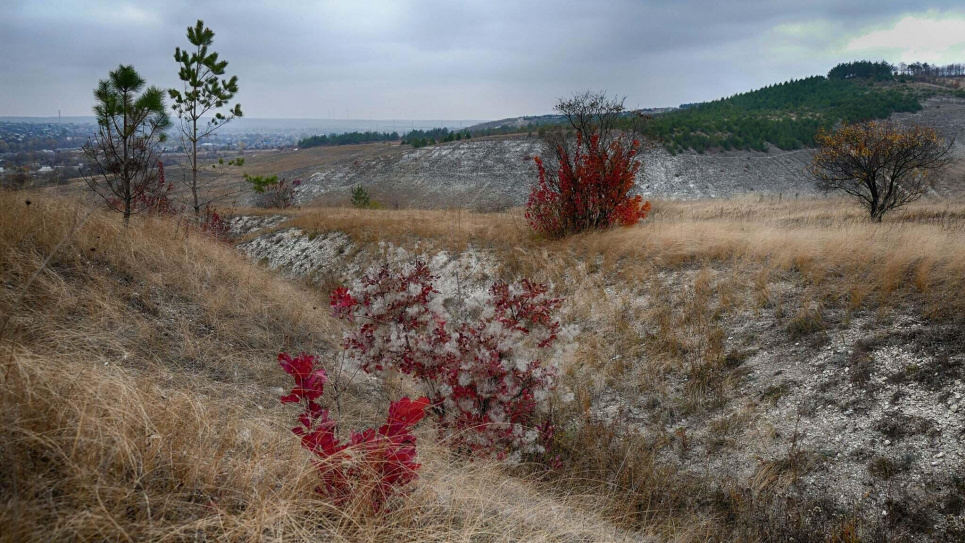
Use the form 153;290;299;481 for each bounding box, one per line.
0;192;636;542
286;196;965;320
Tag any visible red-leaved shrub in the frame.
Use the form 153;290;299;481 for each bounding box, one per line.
527;132;650;238
254;178;302;208
278;352;429;512
199;205;230;242
108;161;180;216
331;262;562;460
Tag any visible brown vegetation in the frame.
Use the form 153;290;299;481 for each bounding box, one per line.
287;196;965;319
5;192;965;541
0;193;623;541
809;121;953;221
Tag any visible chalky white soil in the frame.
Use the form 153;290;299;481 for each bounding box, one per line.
235;218;965;539
288;99;965;209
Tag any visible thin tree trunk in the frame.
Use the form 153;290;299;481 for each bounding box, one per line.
123;92;131;226
191;44;201;217
191;129;199;216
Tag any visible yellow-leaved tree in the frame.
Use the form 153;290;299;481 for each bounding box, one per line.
809;121;953;221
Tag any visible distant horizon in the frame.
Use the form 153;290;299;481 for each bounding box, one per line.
0;115;495;123
0;115;499;138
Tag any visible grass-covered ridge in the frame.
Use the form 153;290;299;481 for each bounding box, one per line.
647;76;923;153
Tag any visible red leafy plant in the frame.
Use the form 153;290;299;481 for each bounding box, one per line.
108;160;181;216
248;175;302;208
278;352;429;512
527;132;650;238
331;262;562;461
199;205;230;242
266;178;301;209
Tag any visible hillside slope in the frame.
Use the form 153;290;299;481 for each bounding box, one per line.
292;99;965;208
7;192;965;540
232;199;965;541
0;193;632;542
647;76;923;153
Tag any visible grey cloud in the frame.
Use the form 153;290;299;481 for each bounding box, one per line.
1;0;962;119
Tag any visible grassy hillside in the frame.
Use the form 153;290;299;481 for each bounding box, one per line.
5;192;965;540
0;194;625;541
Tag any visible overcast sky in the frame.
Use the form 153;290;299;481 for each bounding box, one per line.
2;1;965;120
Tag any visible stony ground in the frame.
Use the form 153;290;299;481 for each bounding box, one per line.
234;216;965;540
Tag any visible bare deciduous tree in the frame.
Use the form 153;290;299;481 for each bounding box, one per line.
540;91;649;178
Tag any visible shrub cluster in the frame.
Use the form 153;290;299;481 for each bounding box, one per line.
527;132;650;238
351;185;372;209
330;262;562;460
245;174;301;208
107;160;179;216
199;205;230;241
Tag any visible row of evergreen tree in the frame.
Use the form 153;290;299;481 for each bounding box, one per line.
298;131;400;148
297;128;474;150
401;128;471;148
642;74;922;154
828;60;965;80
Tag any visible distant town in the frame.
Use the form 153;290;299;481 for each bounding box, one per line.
0;116;480;184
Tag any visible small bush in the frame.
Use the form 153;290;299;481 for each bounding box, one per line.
107;161;180;216
351;185;371;208
199;205;230;242
1;167;31;191
527;132;650;238
245;174;301;208
278;352;429;513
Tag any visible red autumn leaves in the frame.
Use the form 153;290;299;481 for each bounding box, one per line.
278;352;429;512
527;132;651;238
331;262;561;459
280;261;563;510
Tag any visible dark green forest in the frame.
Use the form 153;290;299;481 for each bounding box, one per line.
401;128;471;148
644;75;922;154
298;131;400;148
297;128;474;149
827;60;895;80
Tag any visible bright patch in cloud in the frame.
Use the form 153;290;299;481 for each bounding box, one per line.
773;20;836;39
845;13;965;63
